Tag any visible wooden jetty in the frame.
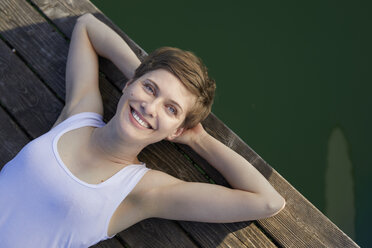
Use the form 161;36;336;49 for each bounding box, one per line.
0;0;360;247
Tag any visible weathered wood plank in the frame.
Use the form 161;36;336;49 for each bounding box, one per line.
119;218;200;248
4;0;278;245
91;237;124;248
0;107;29;169
0;36;62;138
0;0;67;97
176;221;262;248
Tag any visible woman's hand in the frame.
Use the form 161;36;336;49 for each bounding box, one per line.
169;123;208;146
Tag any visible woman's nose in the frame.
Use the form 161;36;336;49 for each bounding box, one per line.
141;100;158;118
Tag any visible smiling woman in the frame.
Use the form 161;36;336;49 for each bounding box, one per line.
0;13;285;247
114;68;198;143
129;46;216;130
127;74;186;130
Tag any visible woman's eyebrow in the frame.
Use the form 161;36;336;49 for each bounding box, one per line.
146;79;184;113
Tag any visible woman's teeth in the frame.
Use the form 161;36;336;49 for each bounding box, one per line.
131;108;151;129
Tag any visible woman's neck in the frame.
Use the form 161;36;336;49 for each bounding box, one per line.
88;118;146;166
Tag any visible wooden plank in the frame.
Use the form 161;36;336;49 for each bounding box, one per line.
0;107;29;169
0;0;67;97
0;36;62;138
91;237;124;248
119;218;200;248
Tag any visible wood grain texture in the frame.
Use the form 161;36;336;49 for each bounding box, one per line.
91;237;124;248
118;218;199;248
0;107;29;169
0;0;68;97
0;37;62;137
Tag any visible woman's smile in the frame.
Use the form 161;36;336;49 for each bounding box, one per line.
129;105;153;130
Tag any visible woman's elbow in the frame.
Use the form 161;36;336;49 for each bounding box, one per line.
77;13;94;23
265;195;286;218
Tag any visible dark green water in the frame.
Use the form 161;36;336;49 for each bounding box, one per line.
90;1;371;246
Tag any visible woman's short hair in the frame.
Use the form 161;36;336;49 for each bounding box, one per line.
132;47;216;129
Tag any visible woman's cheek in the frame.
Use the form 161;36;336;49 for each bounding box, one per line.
130;87;143;98
125;88;137;99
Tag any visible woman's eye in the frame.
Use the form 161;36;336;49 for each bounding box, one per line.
143;84;154;94
167;106;177;115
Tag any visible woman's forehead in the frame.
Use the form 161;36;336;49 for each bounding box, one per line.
141;69;179;85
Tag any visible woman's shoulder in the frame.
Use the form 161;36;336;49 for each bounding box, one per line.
129;169;182;202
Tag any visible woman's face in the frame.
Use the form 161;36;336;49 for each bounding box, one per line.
114;69;196;144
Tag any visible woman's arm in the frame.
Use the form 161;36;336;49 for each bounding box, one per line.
53;13;140;126
77;13;140;79
189;125;284;201
138;124;285;223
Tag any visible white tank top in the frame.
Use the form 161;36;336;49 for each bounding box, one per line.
0;112;150;247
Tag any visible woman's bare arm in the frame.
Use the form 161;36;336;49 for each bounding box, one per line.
189;127;285;202
139;124;285;223
53;13;140;126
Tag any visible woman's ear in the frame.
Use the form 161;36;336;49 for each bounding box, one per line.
166;127;184;141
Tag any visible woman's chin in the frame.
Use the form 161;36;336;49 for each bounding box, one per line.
113;109;150;142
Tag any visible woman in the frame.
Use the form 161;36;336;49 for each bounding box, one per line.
0;13;285;247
